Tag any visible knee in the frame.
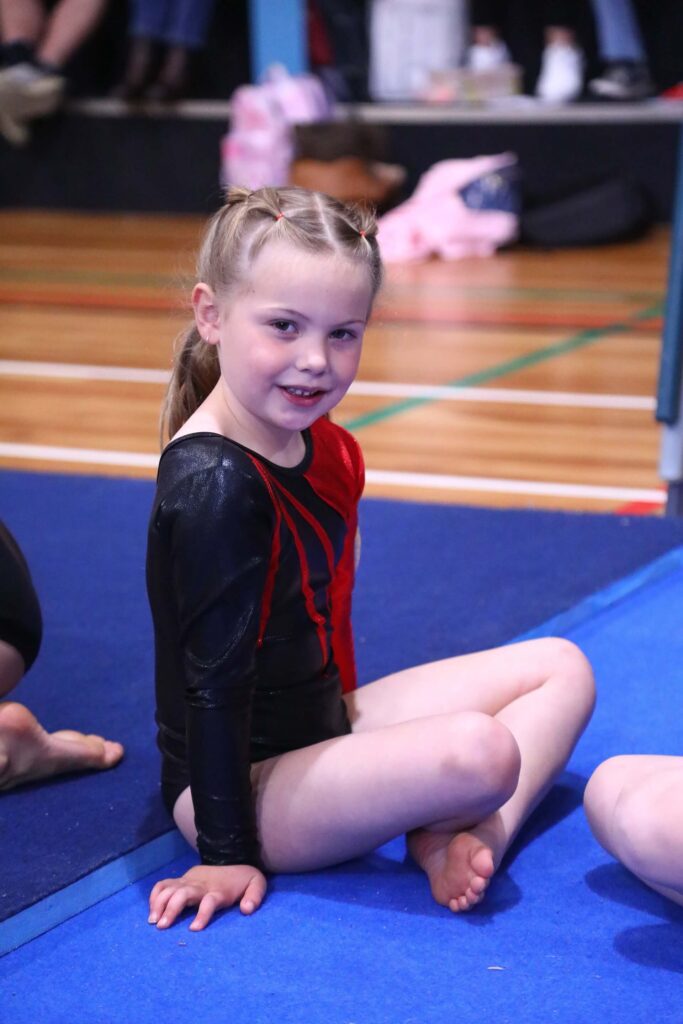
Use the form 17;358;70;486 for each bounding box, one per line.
610;775;674;878
441;711;521;807
585;758;672;876
584;756;628;838
543;637;596;717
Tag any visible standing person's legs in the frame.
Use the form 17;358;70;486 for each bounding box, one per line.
537;0;584;101
143;0;217;101
468;0;510;70
584;755;683;906
591;0;646;62
588;0;653;99
0;0;45;49
174;638;595;910
35;0;108;68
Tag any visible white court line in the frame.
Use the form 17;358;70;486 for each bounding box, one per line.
0;442;665;503
0;443;159;469
364;469;665;504
350;381;655;411
0;360;655;411
0;360;170;385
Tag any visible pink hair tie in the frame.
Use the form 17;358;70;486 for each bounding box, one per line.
359;229;366;238
275;212;285;221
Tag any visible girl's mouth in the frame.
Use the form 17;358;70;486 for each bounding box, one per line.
279;385;327;406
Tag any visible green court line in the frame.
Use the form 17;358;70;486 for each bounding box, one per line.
380;285;664;304
342;303;662;433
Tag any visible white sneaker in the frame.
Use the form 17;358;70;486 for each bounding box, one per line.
0;62;65;119
467;41;511;73
536;43;584;103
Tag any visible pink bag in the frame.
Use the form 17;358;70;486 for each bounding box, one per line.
221;66;332;191
377;154;520;262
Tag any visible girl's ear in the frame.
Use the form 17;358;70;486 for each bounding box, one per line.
192;283;220;345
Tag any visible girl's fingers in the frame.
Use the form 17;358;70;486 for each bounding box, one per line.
189;892;220;931
156;886;199;928
149;878;174;906
240;873;267;915
148;883;176;923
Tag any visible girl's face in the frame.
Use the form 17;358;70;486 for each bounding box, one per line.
195;240;374;458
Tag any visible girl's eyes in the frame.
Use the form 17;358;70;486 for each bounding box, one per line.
271;320;297;334
269;322;358;342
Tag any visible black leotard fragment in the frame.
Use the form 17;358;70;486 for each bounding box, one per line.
0;520;42;671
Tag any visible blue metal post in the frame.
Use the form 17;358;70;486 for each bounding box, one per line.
658;124;683;513
249;0;308;81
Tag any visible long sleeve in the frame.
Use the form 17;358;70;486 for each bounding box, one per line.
163;457;276;866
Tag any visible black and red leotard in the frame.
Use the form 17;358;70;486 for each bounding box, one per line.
146;416;363;868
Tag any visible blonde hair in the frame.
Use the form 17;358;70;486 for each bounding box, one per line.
162;185;383;442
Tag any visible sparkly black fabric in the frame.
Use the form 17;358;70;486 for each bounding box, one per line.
0;520;42;671
147;420;363;867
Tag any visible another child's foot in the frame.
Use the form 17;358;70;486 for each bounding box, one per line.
0;701;124;790
408;828;496;912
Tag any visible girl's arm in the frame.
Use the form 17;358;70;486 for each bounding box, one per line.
171;460;275;867
150;450;276;883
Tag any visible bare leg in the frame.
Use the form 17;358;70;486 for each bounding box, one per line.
472;26;502;46
174;638;594;912
0;639;124;791
350;638;594;910
0;0;45;45
36;0;108;68
584;755;683;907
544;26;576;47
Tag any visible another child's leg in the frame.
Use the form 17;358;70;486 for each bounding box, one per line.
584;755;683;906
0;639;123;790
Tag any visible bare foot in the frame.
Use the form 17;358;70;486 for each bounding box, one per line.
408;828;496;912
0;702;124;791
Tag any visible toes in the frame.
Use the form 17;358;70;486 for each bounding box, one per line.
469;874;490;897
100;739;125;768
82;736;124;770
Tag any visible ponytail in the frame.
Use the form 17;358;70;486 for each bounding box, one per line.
161;324;220;444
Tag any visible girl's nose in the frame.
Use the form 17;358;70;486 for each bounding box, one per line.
296;337;328;373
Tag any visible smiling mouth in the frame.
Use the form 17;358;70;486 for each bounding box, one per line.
280;385;327;397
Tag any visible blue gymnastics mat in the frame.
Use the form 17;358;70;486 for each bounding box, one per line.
3;468;683;926
2;546;683;1024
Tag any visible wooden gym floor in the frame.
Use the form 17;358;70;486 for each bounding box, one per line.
0;210;668;513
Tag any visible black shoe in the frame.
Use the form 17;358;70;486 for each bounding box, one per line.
110;38;159;102
588;61;654;101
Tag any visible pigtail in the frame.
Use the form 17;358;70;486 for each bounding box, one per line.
161;323;220;444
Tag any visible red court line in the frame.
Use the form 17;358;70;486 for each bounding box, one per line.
614;501;663;515
0;289;178;312
0;287;663;332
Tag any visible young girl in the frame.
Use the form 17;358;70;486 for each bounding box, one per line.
146;185;596;931
584;756;683;906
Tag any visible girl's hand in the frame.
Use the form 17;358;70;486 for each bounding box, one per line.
148;863;267;931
